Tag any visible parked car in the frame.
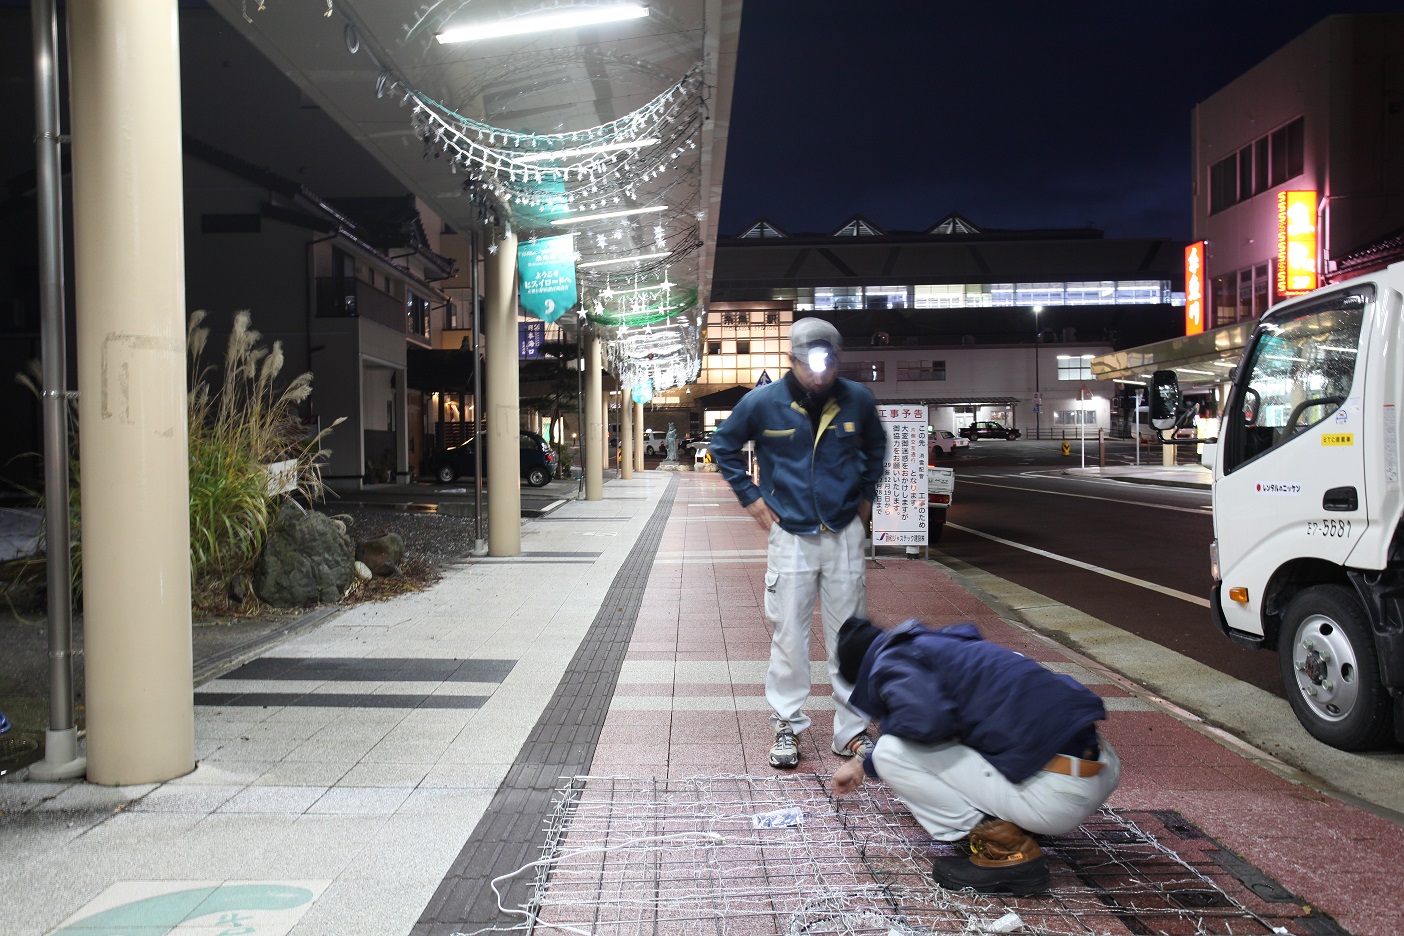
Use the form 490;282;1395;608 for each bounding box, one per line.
959;421;1021;441
928;430;970;457
425;430;556;487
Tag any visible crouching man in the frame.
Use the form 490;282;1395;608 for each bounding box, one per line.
830;617;1121;896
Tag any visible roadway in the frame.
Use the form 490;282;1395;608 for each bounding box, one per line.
935;450;1283;694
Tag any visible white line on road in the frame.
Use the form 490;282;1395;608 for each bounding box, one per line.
956;478;1211;514
946;521;1211;607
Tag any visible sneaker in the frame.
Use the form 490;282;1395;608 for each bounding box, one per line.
769;725;799;769
832;731;875;759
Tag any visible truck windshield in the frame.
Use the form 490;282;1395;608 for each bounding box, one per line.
1222;288;1367;473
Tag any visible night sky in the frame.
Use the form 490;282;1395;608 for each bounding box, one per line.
717;1;1404;241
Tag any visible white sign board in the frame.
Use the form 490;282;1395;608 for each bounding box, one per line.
873;404;928;546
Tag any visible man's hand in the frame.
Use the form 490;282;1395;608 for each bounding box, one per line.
858;499;872;530
830;756;865;796
745;496;779;531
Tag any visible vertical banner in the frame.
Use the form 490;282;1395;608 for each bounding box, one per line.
1184;241;1205;335
519;320;544;358
518;234;577;323
873;405;928;546
1277;190;1319;297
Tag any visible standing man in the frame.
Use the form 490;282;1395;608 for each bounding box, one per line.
830;617;1121;895
709;318;888;770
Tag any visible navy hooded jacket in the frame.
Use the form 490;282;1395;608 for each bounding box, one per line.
850;620;1107;784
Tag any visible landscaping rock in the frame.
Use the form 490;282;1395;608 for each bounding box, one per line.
356;533;404;577
253;502;354;607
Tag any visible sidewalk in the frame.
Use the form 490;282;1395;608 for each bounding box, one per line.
2;469;1399;936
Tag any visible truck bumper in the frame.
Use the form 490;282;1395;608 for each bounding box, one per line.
1212;582;1266;649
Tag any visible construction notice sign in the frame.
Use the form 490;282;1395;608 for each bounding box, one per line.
873;405;928;546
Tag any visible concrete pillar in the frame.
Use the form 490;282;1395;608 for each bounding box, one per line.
1162;439;1178;467
69;0;193;784
620;386;633;480
634;400;645;472
584;334;603;500
485;227;520;555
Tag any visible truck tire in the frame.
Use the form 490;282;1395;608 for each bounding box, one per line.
1278;584;1394;750
435;464;456;483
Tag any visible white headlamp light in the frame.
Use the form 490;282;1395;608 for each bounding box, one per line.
807;347;832;373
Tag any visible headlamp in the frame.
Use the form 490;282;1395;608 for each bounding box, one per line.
806;346;835;374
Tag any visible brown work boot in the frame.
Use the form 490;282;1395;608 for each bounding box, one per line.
932;819;1049;895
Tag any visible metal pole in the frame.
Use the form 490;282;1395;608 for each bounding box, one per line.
470;227;486;557
29;0;84;780
1033;308;1041;441
1135;391;1142;466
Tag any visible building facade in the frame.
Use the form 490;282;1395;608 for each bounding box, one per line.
689;216;1185;439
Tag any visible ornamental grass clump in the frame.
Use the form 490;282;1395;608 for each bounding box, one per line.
187;309;344;611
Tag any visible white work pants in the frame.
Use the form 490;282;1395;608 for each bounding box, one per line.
871;735;1122;841
763;517;870;749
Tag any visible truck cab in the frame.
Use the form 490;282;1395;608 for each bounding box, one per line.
1149;265;1404;750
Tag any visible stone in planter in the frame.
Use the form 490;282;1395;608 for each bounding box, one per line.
356;533;404;577
253;502;354;607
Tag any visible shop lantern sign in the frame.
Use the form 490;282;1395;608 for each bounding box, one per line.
1277;190;1318;297
1184;241;1206;336
873;405;928;547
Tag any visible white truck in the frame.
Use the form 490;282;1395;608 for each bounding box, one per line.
1148;263;1404;750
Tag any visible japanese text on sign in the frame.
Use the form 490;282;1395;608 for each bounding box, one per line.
873;405;928;546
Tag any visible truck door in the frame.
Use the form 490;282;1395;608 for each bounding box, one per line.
1213;288;1370;640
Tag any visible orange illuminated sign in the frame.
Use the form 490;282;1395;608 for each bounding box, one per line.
1184;241;1206;335
1276;190;1318;296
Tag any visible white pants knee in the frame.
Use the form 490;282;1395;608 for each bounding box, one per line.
871;735;1121;841
763;517;870;748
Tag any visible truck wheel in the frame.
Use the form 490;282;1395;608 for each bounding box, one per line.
435;464;456;483
929;522;943;544
1278;584;1394;750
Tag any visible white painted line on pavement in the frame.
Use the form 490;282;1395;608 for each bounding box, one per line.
957;479;1210;515
946;521;1211;607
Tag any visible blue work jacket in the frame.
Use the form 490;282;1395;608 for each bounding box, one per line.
709;376;887;535
850;620;1107;783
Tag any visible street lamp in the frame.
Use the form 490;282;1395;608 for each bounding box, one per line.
1032;306;1042;440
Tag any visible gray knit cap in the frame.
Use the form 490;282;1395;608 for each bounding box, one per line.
789;318;843;356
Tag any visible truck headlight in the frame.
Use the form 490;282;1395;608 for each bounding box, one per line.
1209;539;1220;582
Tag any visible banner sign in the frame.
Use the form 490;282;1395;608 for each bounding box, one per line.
632;378;654;404
873;405;928;546
1277;190;1318;297
519;320;545;358
518;234;577;323
1184;241;1205;336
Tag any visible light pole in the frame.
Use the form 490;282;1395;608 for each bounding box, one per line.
1032;305;1042;441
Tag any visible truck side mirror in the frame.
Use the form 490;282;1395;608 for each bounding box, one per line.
1148;370;1182;431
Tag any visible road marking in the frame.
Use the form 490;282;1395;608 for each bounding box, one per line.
956;478;1211;515
946;521;1211;607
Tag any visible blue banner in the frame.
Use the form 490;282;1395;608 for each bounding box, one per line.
519;320;545;358
632;378;654;404
518;234;577;323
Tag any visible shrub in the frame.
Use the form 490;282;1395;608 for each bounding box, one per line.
187;310;343;610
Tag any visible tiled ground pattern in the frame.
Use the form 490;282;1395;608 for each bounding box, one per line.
410;476;678;935
527;775;1345;936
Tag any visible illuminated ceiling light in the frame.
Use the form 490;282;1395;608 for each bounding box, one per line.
1177;368;1215;375
550;206;668;225
436;3;649;43
518;138;660;163
579;251;670;269
604;280;673;295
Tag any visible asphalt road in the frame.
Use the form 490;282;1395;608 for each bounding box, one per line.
932;439;1282;695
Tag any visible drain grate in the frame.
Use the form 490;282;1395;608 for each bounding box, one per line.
0;732;41;775
485;775;1344;936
